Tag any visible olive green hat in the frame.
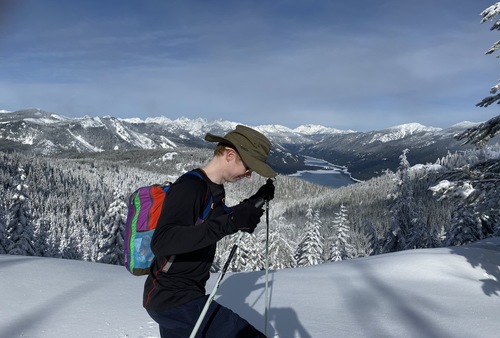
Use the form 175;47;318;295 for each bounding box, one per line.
205;125;277;178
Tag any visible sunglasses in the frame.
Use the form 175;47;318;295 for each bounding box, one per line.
225;147;253;177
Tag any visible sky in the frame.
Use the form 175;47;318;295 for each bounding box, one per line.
1;237;499;337
0;0;499;131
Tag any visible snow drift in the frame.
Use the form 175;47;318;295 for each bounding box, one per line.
1;238;499;338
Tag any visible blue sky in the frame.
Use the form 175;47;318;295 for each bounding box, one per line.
0;0;498;131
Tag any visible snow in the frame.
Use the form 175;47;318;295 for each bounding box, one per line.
161;152;177;161
80;117;105;129
449;121;481;129
109;119;157;149
480;2;500;23
256;124;353;137
293;124;353;135
429;180;476;199
388;122;442;133
256;124;294;134
370;123;442;144
144;116;173;125
24;118;61;125
158;136;177;149
120;117;147;124
66;129;104;152
410;163;443;172
112;119;133;142
21;134;35;145
1;237;500;338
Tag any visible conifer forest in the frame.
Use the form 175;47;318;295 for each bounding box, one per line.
1;142;499;273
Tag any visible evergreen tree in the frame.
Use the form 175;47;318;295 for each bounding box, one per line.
0;184;9;254
77;223;94;261
384;149;425;252
446;212;484;246
47;221;64;258
349;228;374;258
59;223;80;260
430;160;500;246
295;205;323;267
455;3;500;148
328;204;353;261
214;234;239;272
0;213;8;254
6;167;35;256
32;219;51;256
231;233;264;272
265;216;297;270
97;189;127;265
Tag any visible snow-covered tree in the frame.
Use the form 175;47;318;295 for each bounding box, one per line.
47;222;64;258
430;160;500;246
0;181;7;254
349;226;374;258
456;3;500;147
0;213;8;254
213;234;241;272
295;205;323;267
266;216;297;270
384;149;414;252
328;204;353;262
59;224;80;260
32;219;51;256
6;167;35;256
231;232;264;272
97;189;127;265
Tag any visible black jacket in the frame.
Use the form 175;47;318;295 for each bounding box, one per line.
143;169;234;310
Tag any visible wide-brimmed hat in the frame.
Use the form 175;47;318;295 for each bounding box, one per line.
205;125;276;178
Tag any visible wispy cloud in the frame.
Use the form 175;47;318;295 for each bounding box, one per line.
0;0;497;130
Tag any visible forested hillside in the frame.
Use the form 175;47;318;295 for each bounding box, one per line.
1;143;499;272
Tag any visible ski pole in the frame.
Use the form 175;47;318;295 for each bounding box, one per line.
264;199;270;337
189;198;265;338
260;177;273;336
189;231;243;338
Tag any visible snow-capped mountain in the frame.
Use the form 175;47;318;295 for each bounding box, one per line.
0;108;481;179
301;122;483;179
293;123;353;135
369;123;442;143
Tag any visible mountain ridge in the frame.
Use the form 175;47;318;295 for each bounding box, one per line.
0;108;481;179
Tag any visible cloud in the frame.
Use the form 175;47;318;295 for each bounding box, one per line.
0;0;497;130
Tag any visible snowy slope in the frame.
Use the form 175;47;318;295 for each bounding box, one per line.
369;123;442;143
0;108;482;179
1;238;499;338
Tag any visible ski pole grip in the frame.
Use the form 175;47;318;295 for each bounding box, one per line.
254;197;265;208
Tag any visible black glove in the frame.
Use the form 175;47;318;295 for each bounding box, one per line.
250;179;275;202
229;199;264;234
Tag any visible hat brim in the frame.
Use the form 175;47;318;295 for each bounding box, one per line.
205;133;277;178
239;150;277;178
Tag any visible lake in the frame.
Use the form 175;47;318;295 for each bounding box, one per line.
289;156;360;188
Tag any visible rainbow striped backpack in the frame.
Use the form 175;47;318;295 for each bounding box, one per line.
123;171;212;276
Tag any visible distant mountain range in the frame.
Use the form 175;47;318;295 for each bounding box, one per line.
0;108;480;180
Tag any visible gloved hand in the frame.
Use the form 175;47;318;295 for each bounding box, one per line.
229;199;264;234
250;179;275;202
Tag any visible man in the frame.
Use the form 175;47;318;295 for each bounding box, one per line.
144;125;276;337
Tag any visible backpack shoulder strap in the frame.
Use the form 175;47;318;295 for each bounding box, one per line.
158;170;213;275
184;170;213;220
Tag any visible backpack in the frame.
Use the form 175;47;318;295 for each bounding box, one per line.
123;171;213;276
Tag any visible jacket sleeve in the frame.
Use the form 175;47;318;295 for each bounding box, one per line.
150;175;235;257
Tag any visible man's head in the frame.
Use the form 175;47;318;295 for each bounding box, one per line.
205;125;276;178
